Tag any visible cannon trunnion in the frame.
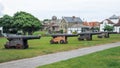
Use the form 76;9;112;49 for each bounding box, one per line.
4;35;41;49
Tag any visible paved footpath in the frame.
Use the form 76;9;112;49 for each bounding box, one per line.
0;42;120;68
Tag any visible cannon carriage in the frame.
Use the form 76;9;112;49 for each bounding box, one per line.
50;34;78;44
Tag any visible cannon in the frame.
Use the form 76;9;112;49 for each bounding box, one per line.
78;32;101;41
78;32;117;41
97;32;117;38
4;34;41;49
50;34;78;44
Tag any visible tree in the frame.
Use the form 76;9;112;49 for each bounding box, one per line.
104;25;114;32
13;11;42;35
0;15;15;33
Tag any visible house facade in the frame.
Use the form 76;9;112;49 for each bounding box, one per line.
100;19;114;32
42;16;61;33
83;21;100;32
100;15;120;33
67;24;90;34
60;16;90;34
114;19;120;33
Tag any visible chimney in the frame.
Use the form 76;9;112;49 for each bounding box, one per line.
72;16;75;18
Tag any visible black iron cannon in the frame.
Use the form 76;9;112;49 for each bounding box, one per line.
78;32;117;41
50;34;78;44
97;32;117;38
4;34;41;49
77;32;101;41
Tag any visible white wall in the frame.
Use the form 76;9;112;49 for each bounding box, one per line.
114;26;120;33
100;20;114;32
100;24;104;32
111;19;119;24
67;28;82;34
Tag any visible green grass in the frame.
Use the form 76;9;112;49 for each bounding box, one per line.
0;34;120;63
37;46;120;68
33;31;49;36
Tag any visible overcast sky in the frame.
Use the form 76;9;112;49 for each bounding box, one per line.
0;0;120;22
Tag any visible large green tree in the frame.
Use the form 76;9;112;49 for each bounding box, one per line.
104;25;114;32
13;11;42;35
0;15;15;33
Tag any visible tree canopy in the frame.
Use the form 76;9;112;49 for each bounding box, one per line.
0;11;42;35
0;15;14;33
104;25;114;32
13;11;42;35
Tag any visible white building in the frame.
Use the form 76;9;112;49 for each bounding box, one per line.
67;24;90;34
114;19;120;33
100;19;114;32
100;15;120;33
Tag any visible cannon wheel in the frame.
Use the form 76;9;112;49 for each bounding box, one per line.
4;42;10;49
4;45;10;49
60;40;65;44
78;37;84;41
50;40;54;44
16;44;24;49
24;45;29;49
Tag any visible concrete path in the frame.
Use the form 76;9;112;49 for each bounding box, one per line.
0;42;120;68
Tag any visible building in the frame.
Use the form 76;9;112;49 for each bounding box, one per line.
42;16;61;33
114;19;120;33
100;19;114;32
83;21;100;27
100;15;120;33
60;16;91;34
67;24;90;34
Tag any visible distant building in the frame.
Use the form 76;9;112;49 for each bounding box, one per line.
83;21;100;32
114;19;120;33
67;24;90;34
100;15;120;33
60;16;90;34
42;16;61;33
83;21;100;27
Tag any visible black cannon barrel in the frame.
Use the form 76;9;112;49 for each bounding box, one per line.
7;35;41;40
101;32;117;34
51;34;78;37
77;32;101;35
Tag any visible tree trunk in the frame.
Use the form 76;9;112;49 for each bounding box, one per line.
23;30;26;35
28;31;32;35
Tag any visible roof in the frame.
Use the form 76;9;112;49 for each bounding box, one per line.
114;19;120;26
83;21;100;27
109;15;119;19
71;24;90;28
63;16;83;23
101;19;114;24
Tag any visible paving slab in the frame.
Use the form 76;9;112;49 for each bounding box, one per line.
0;42;120;68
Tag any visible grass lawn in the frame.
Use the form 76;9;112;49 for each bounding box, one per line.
37;46;120;68
0;34;120;63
